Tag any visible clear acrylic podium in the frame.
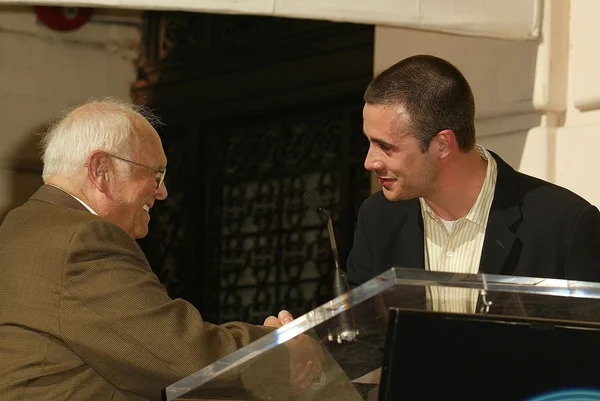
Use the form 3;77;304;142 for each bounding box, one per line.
162;267;600;401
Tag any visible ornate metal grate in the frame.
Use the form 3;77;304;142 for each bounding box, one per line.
213;107;370;323
135;11;374;324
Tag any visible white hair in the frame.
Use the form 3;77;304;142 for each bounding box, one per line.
41;97;160;182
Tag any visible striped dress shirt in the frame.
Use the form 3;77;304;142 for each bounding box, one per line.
419;145;498;313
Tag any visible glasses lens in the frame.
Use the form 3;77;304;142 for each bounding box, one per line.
157;169;166;189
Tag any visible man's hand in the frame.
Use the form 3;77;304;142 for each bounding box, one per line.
264;310;294;328
263;310;324;395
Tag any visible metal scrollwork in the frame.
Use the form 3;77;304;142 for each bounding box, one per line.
137;11;374;324
215;108;368;323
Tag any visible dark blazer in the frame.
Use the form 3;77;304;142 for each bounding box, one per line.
0;185;277;401
347;152;600;286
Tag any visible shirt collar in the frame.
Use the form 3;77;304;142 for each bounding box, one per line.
46;184;98;215
465;145;497;228
419;145;497;229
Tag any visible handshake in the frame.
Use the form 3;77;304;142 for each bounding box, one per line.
264;310;325;396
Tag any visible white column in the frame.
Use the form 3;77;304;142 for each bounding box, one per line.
554;0;600;206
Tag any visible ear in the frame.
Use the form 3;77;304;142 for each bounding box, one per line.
432;129;456;159
86;150;112;193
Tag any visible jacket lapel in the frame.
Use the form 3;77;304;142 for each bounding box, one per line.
398;199;426;269
479;153;522;275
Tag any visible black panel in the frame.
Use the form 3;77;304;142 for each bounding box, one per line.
380;309;600;401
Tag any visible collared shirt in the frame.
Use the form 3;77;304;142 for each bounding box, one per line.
419;145;498;313
46;184;98;215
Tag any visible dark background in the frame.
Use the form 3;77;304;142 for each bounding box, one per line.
133;11;375;324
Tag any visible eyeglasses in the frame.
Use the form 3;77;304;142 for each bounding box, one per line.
108;153;166;190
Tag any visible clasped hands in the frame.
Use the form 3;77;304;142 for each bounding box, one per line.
264;310;325;395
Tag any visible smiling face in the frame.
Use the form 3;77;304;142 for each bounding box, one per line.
107;116;168;239
363;103;439;202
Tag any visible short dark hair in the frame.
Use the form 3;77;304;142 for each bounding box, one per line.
364;54;475;152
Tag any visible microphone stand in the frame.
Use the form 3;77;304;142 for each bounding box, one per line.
317;207;359;343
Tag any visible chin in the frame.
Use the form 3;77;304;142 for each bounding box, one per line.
382;188;416;202
382;189;400;202
133;227;149;240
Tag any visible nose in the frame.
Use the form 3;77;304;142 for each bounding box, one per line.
156;181;168;200
364;145;383;172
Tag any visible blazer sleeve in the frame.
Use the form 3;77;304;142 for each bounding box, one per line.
59;218;276;400
565;204;600;282
347;201;374;287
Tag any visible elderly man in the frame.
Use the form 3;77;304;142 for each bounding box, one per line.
0;99;321;400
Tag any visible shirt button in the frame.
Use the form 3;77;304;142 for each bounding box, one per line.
447;250;454;258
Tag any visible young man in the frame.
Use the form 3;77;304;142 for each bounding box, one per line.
348;55;600;292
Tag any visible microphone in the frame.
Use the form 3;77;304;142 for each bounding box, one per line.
303;190;358;343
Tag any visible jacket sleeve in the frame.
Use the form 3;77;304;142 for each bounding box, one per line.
346;201;375;287
59;218;276;400
565;204;600;282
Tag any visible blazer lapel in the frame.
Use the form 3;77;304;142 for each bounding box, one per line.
479;153;522;275
398;200;425;269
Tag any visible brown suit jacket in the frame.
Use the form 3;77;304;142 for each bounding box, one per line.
0;185;275;400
